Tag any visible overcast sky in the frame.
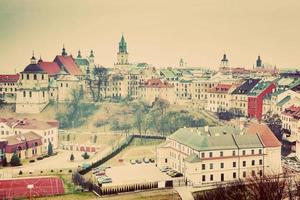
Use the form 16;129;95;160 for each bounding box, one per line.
0;0;300;73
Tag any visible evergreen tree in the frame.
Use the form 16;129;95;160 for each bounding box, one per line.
70;153;75;161
82;152;90;160
47;142;53;156
10;152;21;166
2;155;7;167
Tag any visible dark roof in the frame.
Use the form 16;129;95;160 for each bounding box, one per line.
22;64;44;73
231;79;260;95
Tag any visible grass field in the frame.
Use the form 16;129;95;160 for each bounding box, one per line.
36;189;181;200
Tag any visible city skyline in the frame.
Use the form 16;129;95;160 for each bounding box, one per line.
1;0;300;73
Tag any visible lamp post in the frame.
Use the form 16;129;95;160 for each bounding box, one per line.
27;184;34;200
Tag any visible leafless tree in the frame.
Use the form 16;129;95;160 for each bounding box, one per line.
87;66;108;102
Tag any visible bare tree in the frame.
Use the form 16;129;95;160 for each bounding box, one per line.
87;66;108;102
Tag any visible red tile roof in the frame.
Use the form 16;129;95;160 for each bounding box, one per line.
143;78;173;88
38;61;61;76
54;55;82;76
282;105;300;118
245;122;281;147
0;74;19;83
208;83;234;93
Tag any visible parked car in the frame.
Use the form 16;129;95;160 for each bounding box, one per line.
171;172;183;178
136;159;142;164
167;170;177;176
160;166;171;172
143;157;150;163
130;159;136;164
149;158;155;163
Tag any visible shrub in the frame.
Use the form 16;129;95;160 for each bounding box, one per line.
82;152;90;160
29;160;35;163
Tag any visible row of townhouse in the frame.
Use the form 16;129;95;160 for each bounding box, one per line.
157;122;282;186
0;118;59;151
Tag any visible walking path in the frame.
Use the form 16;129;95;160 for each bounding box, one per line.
174;186;194;200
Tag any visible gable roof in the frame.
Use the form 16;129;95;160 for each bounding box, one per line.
54;55;82;76
245;123;281;147
232;79;260;95
38;61;61;76
143;78;173;88
0;74;19;83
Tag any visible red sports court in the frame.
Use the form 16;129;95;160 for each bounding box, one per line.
0;176;64;199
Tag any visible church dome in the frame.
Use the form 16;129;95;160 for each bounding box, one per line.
23;64;44;73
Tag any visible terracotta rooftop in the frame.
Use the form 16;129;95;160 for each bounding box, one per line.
245;122;281;147
38;61;61;76
0;74;19;83
5;131;42;146
54;55;82;76
282;105;300;118
143;78;173;88
207;83;235;93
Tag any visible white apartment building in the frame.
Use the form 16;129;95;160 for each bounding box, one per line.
157;123;282;186
0;118;59;152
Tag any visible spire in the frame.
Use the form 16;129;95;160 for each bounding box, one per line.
89;50;94;58
256;54;262;67
62;44;67;56
77;50;82;58
38;55;43;63
30;51;36;64
119;34;127;53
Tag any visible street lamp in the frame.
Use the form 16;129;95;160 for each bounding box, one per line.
27;184;34;200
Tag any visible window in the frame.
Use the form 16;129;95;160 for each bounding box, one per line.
252;170;255;176
210;174;213;181
259;170;263;177
220;163;224;169
259;149;263;155
23;91;26;97
165;159;167;163
66;83;68;87
42;74;44;80
210;163;213;169
221;173;224;181
27;74;30;80
233;172;237;179
220;151;223;157
243;171;246;178
252;160;255;166
209;152;213;158
29;91;32;98
232;150;236;156
33;74;37;80
43;91;45;97
233;162;236;168
242;150;246;155
201;152;205;158
259;159;263;165
251;149;254;155
202;164;205;170
243;161;246;167
202;175;206;182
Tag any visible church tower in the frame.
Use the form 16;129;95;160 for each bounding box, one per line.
220;54;229;71
256;55;263;68
116;34;129;66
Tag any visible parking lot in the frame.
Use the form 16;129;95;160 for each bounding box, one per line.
105;163;171;185
282;156;300;172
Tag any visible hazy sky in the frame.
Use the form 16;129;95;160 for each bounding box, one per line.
0;0;300;73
